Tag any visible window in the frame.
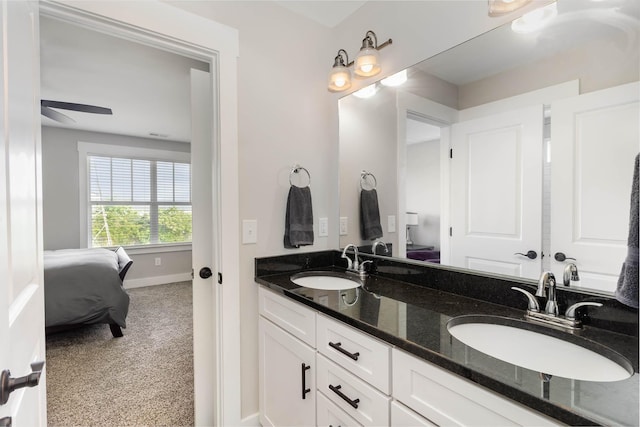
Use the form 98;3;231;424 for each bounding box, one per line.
79;143;191;248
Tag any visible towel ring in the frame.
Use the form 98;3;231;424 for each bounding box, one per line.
289;165;311;188
360;170;377;191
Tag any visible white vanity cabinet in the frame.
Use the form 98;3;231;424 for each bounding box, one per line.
259;287;317;427
392;349;561;426
258;285;561;427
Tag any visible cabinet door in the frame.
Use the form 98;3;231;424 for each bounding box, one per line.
259;318;316;427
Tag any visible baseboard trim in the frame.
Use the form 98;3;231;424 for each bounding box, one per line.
124;272;192;289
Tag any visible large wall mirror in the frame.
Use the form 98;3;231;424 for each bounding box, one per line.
339;0;639;294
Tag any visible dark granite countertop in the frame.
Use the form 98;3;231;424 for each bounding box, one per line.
255;251;639;427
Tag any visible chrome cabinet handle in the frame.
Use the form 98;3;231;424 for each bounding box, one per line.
328;341;360;361
328;384;360;409
1;361;45;405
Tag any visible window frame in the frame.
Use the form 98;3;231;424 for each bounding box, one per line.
78;141;192;252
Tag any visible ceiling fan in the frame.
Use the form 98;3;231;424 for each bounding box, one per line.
41;99;113;124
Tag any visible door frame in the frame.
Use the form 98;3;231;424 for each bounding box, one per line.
38;1;241;425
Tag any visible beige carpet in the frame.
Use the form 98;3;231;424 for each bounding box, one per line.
45;281;194;427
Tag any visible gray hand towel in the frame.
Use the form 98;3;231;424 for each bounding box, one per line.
360;189;383;241
284;186;314;248
616;154;639;309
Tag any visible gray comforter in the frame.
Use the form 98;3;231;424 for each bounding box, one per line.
44;248;130;328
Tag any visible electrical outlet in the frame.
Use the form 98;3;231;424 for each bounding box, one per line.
319;217;328;237
339;217;348;236
388;215;396;233
242;219;258;244
155;257;161;266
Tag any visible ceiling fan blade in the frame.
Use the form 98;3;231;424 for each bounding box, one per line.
41;105;76;124
41;100;113;115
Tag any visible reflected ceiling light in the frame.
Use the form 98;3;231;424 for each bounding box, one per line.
328;49;352;92
381;69;407;87
488;0;533;16
352;84;378;99
511;2;558;33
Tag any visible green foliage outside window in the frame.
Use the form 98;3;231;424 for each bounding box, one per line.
92;205;192;247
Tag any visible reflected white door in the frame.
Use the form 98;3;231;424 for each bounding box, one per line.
0;1;47;425
551;82;640;292
190;69;218;425
450;105;544;279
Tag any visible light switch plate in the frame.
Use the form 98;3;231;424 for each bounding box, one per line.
318;217;328;237
388;215;396;233
339;217;348;236
242;219;257;244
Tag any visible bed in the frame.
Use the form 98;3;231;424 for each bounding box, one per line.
44;247;133;338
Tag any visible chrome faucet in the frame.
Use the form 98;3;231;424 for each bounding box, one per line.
563;263;580;286
341;244;359;271
536;271;558;316
342;244;372;278
372;240;389;255
512;272;603;329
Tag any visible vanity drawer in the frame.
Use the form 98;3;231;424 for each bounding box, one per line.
317;354;390;427
391;401;437;427
392;349;560;427
317;390;363;427
317;314;390;393
259;286;316;347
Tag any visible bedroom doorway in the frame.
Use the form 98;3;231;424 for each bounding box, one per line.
37;2;235;425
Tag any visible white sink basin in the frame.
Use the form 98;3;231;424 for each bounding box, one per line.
290;271;361;291
447;315;633;382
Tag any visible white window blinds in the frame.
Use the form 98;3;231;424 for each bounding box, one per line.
89;155;192;247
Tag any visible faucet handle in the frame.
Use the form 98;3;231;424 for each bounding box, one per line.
565;301;602;321
511;287;540;313
359;260;373;272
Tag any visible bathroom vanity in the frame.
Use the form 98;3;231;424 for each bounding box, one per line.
255;251;638;426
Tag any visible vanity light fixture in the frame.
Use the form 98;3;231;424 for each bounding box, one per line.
328;30;392;92
381;69;408;87
328;49;353;92
487;0;533;16
511;2;558;33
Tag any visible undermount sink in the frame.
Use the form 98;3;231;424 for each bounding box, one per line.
447;315;633;382
290;271;361;291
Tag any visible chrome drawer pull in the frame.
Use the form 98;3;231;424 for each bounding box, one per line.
328;384;360;409
328;341;360;361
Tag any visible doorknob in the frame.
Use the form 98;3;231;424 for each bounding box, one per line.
1;361;44;405
199;267;213;279
514;250;538;260
554;252;576;262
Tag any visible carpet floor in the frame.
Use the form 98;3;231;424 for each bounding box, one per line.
45;281;194;427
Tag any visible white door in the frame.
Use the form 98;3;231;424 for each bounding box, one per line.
551;82;640;292
0;1;47;426
450;105;544;279
190;69;218;425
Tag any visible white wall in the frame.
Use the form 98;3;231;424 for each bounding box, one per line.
41;126;192;284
